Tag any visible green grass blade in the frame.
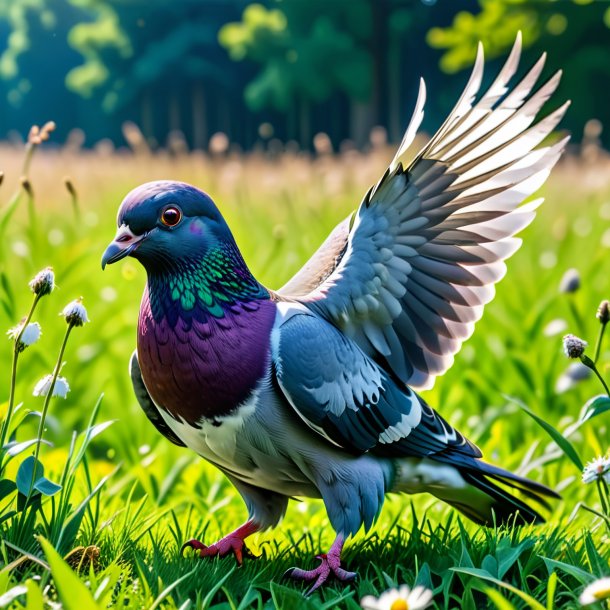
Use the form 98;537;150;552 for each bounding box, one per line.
505;395;583;471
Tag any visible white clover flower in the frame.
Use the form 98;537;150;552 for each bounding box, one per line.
7;321;41;351
563;334;588;359
580;577;610;605
582;456;610;484
360;585;433;610
33;375;70;399
61;298;89;327
29;267;55;297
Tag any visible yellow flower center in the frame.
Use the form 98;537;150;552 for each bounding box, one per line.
390;600;409;610
593;585;610;600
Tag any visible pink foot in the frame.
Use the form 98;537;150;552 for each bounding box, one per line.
284;535;357;595
180;520;260;566
181;536;257;565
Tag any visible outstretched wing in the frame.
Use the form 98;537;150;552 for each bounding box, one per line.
130;351;185;447
274;311;480;459
277;34;569;389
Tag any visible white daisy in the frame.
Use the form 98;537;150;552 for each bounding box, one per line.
7;321;41;351
360;585;433;610
33;375;70;399
580;577;610;605
582;456;610;484
61;298;89;327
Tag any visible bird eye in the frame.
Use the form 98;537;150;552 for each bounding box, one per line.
160;206;182;227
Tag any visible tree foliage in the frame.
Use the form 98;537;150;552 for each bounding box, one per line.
0;0;606;148
219;1;372;112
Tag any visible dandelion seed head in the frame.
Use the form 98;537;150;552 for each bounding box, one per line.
582;456;610;484
597;300;610;325
61;298;89;327
7;321;41;352
33;375;70;399
563;334;587;359
29;267;55;297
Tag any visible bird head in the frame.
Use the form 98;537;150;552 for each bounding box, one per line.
102;181;234;273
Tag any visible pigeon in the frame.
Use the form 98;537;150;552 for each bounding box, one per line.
102;34;568;594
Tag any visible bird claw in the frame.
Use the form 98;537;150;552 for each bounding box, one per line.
283;553;357;595
181;536;258;565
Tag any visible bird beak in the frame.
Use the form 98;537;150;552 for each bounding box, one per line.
102;224;147;269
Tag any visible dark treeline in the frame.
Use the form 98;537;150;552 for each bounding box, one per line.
0;0;607;151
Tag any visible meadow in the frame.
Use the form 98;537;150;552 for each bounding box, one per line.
1;129;610;609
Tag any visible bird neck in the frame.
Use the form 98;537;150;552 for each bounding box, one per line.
145;242;269;324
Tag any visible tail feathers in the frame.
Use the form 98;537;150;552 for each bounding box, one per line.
433;455;559;526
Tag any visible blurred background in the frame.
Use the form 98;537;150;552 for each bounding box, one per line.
1;0;609;152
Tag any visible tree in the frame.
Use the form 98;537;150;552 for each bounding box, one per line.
219;1;374;146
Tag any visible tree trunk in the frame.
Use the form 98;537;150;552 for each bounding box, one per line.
141;89;153;141
350;99;374;147
192;81;207;150
388;33;401;143
299;97;311;148
169;89;181;133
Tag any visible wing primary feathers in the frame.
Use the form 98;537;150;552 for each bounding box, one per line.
277;34;568;390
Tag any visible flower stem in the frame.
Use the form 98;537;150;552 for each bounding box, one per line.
0;294;41;467
594;321;608;364
20;323;74;516
581;355;610;397
569;299;585;336
32;324;73;466
21;142;36;177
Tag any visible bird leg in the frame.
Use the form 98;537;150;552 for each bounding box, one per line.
181;519;260;565
284;534;357;595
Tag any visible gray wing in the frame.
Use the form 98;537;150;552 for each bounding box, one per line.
129;350;185;447
274;312;480;460
277;34;569;390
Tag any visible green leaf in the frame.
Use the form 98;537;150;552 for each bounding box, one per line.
198;568;237;609
541;557;594;584
497;539;534;579
451;567;546;610
0;510;17;525
25;580;44;610
270;582;314;610
15;456;44;496
39;537;100;610
505;395;583;471
485;587;518;610
33;476;61;496
149;566;199;610
580;395;610;423
5;439;51;459
0;479;16;501
546;572;557;610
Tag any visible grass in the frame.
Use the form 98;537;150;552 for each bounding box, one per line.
1;134;610;609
